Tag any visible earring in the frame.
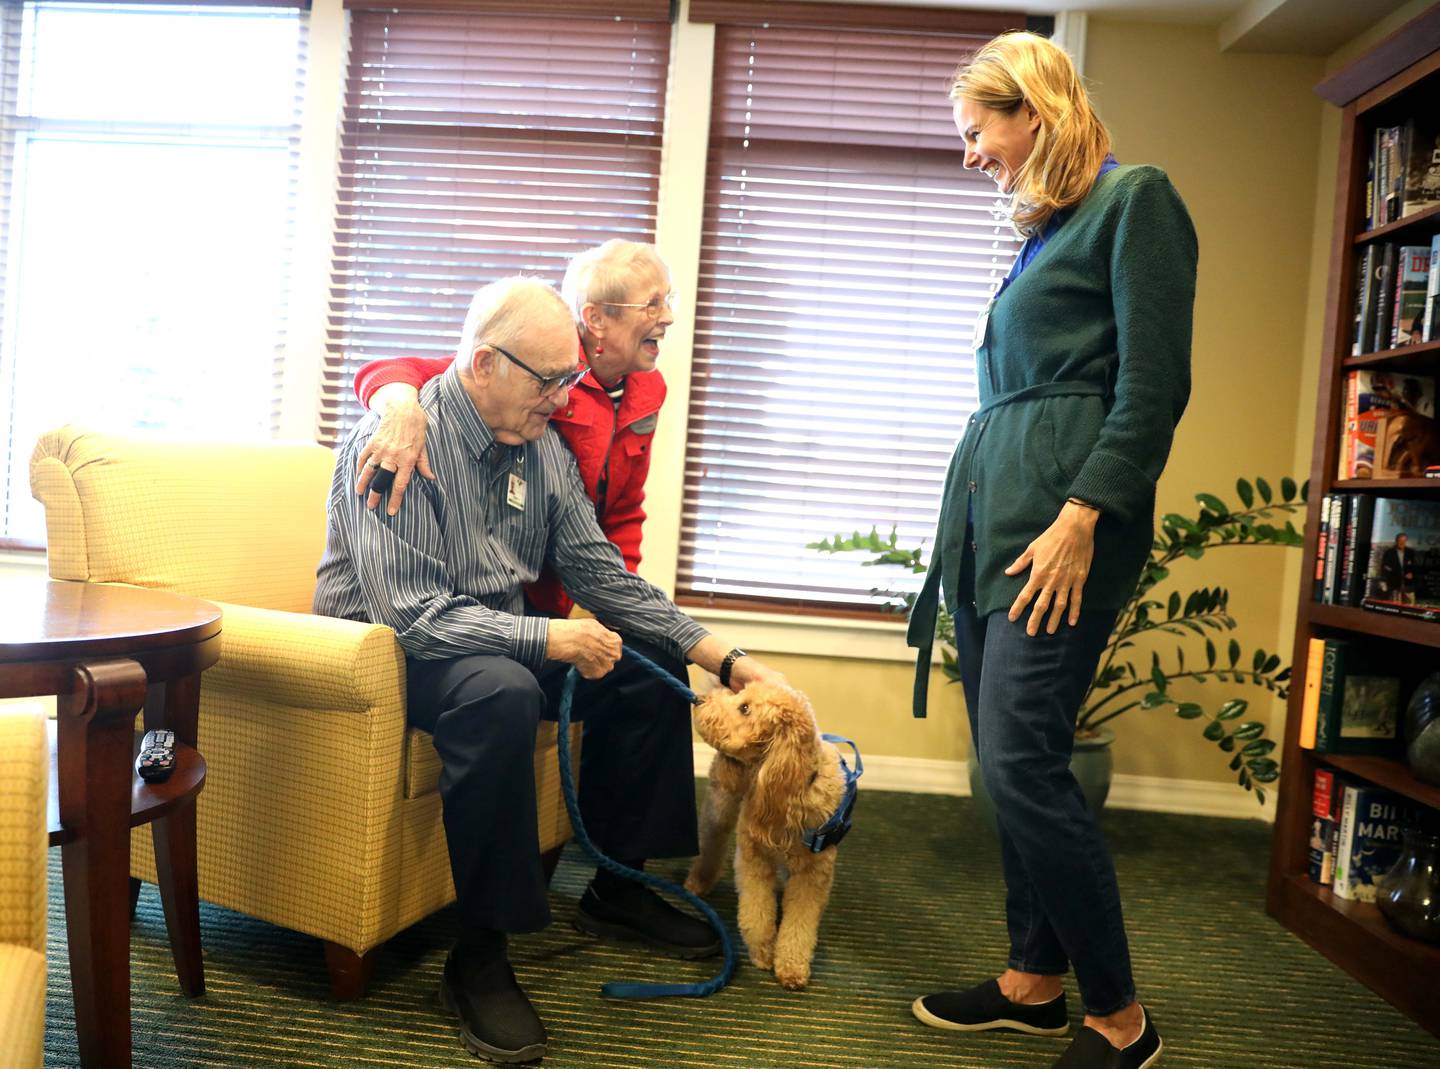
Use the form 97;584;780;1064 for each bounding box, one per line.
595;344;604;354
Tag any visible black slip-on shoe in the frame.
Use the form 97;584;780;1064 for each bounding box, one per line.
912;978;1070;1036
439;950;547;1064
1052;1006;1162;1069
573;882;721;959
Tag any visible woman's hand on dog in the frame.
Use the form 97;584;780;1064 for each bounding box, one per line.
545;618;623;679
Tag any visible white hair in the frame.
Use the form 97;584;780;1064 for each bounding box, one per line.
560;239;669;329
458;276;572;365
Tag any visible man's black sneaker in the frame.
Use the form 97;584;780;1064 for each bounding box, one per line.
1052;1006;1162;1069
438;949;547;1064
573;881;721;959
911;978;1070;1036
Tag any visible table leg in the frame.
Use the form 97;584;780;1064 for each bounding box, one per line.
145;674;206;996
58;658;148;1069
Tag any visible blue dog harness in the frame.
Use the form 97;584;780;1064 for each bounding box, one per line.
802;734;863;853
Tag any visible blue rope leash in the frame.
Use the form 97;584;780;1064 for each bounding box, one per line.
555;646;737;999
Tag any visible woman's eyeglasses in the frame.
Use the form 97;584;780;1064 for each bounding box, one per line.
488;343;589;395
605;292;678;319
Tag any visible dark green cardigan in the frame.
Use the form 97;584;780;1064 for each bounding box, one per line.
908;164;1198;716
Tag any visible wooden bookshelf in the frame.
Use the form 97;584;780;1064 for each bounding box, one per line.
1265;8;1440;1039
1342;338;1440;370
1271;873;1440;1029
1308;601;1440;645
1355;198;1440;243
1318;753;1440;810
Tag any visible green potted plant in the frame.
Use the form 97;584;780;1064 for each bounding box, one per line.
809;476;1307;826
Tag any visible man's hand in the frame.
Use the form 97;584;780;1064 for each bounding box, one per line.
684;635;785;691
546;618;622;679
727;655;786;691
1004;500;1099;636
355;383;434;516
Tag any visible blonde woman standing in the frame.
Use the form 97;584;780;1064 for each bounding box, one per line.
908;32;1196;1069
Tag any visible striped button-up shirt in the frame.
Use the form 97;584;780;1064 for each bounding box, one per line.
314;366;708;664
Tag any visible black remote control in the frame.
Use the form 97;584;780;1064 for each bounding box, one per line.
136;729;177;783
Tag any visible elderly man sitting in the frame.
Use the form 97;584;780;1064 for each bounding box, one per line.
314;276;776;1064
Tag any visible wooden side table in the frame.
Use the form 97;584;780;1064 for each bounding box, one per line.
0;579;221;1069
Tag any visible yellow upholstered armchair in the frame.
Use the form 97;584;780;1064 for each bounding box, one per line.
29;425;575;998
0;706;47;1069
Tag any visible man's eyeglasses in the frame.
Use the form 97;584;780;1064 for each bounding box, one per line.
488;343;588;396
605;292;678;319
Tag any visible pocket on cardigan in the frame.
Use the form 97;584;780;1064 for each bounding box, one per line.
1034;417;1069;486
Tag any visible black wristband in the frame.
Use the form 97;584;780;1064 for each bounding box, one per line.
719;647;747;689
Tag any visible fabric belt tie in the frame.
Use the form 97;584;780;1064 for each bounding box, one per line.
907;380;1107;719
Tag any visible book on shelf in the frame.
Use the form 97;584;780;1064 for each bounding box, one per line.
1299;636;1324;749
1374;126;1395;228
1336;369;1440;480
1365;141;1375;231
1322;493;1347;602
1309;768;1344;885
1374;406;1440;478
1361;496;1440;615
1313;496;1331;602
1332;782;1420;902
1339;494;1377;605
1347;243;1439;355
1314;637;1403;756
1374;244;1399;353
1353;244;1378;355
1390;244;1433;347
1400;113;1440;219
1367;117;1440;228
1423;233;1440;344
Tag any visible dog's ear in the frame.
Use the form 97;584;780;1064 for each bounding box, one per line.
748;699;819;850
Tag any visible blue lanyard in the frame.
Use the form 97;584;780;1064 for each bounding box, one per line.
995;154;1118;299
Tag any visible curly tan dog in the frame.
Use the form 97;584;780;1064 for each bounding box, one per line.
684;682;847;989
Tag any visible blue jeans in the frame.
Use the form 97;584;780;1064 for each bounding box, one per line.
950;542;1136;1015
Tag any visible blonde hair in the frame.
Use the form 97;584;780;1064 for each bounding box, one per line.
561;239;669;332
950;32;1111;237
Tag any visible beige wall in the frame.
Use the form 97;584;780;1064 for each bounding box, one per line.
702;18;1338;789
1082;19;1323;781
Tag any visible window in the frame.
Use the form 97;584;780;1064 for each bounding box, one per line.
678;4;1025;610
319;1;672;444
0;1;306;545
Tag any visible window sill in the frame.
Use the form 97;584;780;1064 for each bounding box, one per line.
0;548;47;575
684;605;939;663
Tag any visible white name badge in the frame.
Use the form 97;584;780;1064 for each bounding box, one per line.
506;472;527;511
972;297;994;351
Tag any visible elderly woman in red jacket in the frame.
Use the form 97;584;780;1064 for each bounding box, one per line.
353;239;676;618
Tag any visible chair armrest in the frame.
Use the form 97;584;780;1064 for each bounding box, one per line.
0;708;47;953
203;602;405;713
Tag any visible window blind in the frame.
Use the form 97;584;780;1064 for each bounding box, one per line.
318;5;671;444
0;0;306;547
677;15;1026;611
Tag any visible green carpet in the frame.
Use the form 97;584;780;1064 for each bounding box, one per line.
44;790;1440;1068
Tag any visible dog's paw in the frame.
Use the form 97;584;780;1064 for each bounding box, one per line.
773;962;810;990
747;942;775;971
684;869;717;896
